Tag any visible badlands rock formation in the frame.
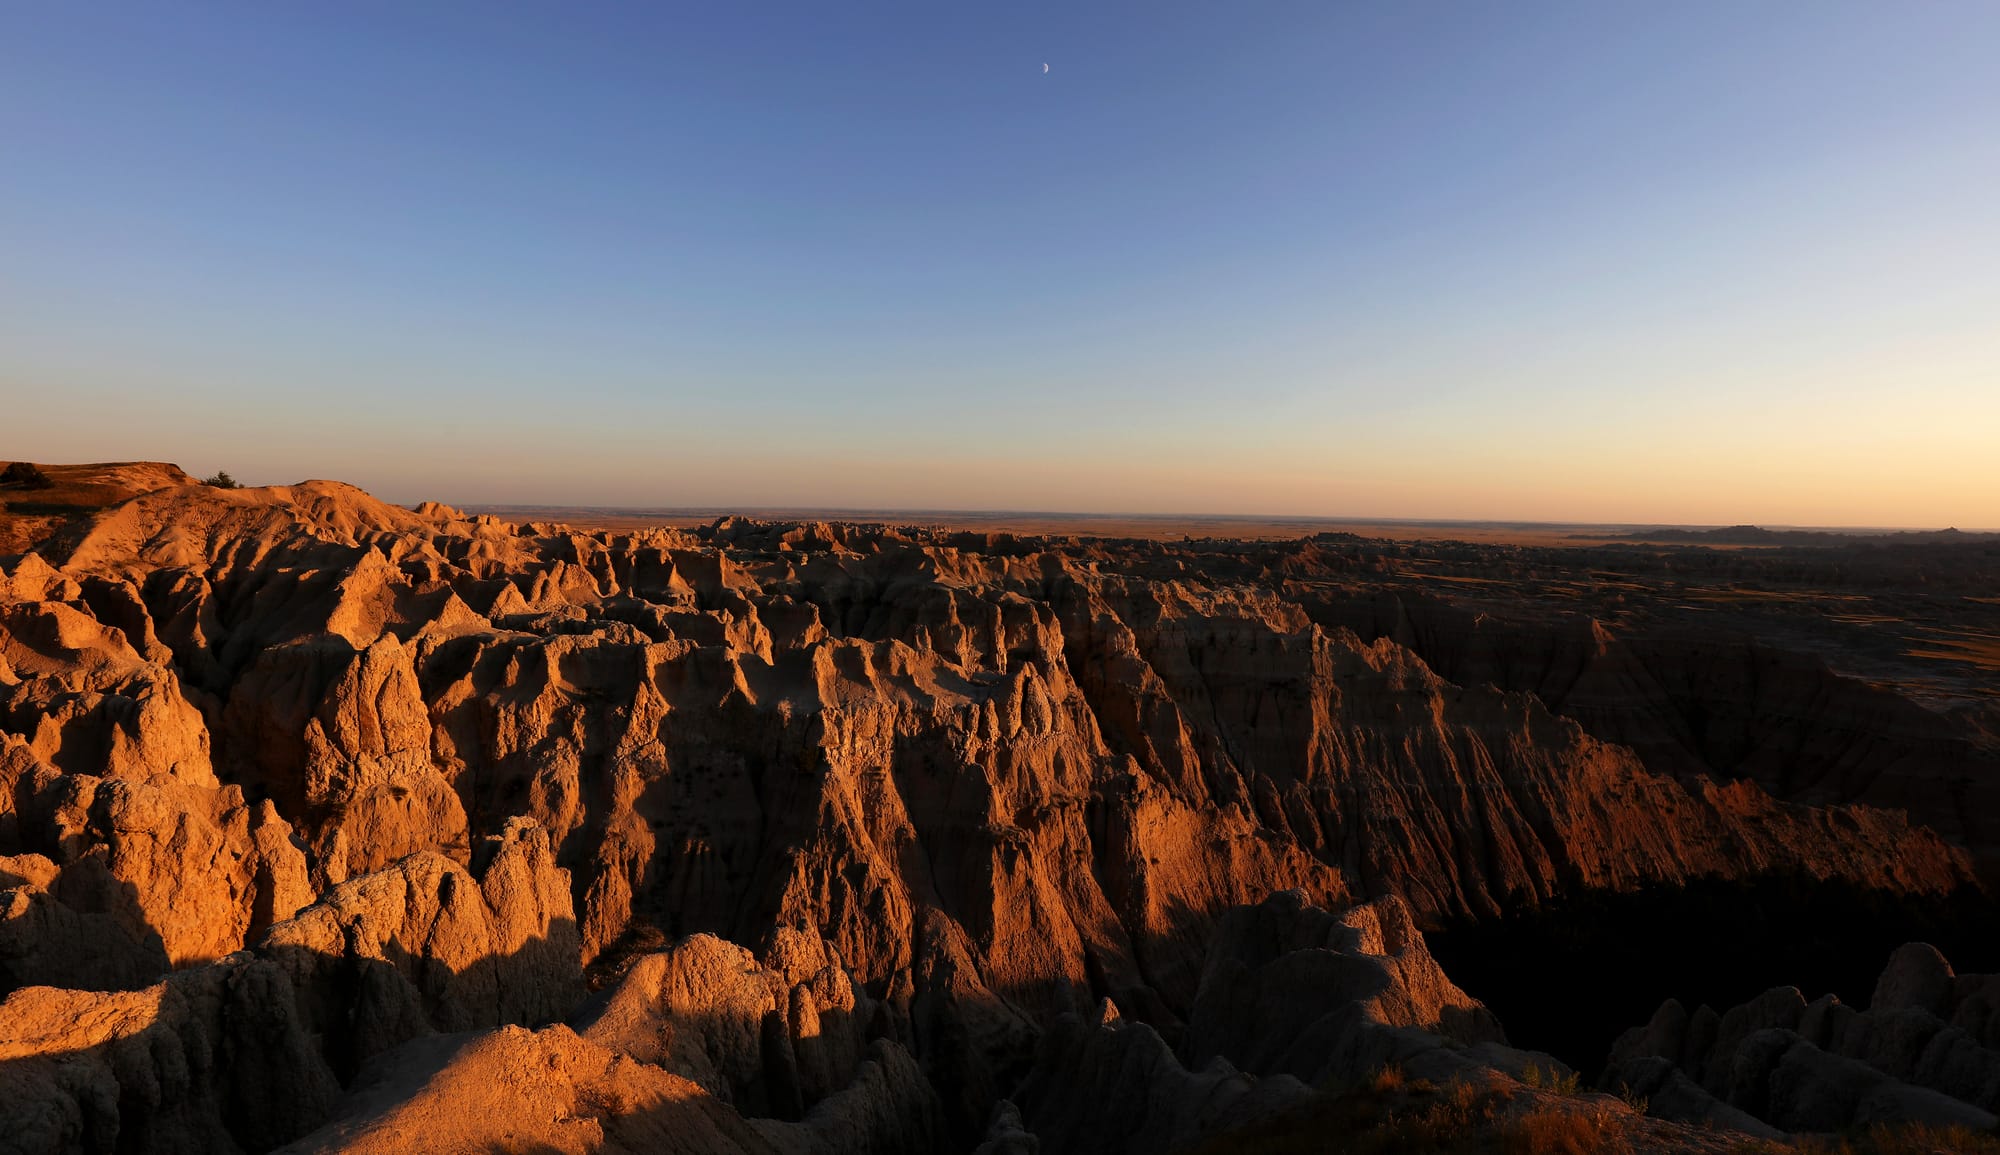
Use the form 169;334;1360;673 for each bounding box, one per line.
1009;891;1524;1154
1605;942;2000;1136
0;464;1994;1152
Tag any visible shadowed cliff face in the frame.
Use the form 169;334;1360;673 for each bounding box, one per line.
1302;588;2000;849
1;470;1995;1153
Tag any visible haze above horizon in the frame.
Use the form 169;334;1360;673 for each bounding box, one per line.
3;2;1997;526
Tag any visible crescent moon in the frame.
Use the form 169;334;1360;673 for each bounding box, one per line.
1042;63;1049;73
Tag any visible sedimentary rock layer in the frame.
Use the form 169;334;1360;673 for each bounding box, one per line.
0;466;1992;1152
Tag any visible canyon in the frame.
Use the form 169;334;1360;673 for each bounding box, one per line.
2;462;1997;1153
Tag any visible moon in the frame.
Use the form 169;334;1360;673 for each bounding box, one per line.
1042;63;1049;73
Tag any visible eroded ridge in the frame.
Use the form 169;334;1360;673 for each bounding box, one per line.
1;469;1992;1153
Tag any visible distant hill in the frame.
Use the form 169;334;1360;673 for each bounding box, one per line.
0;460;194;555
1580;524;2000;548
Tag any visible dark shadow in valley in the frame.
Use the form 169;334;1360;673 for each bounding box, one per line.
1428;873;2000;1080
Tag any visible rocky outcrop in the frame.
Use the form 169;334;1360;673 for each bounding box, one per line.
1300;575;2000;849
270;1024;777;1155
0;818;576;1155
1012;999;1314;1155
1605;942;2000;1134
0;732;310;985
227;634;470;883
751;1040;944;1155
1011;893;1576;1154
576;930;876;1118
0;959;339;1155
0;850;168;993
261;817;581;1078
271;1024;941;1155
1182;891;1510;1087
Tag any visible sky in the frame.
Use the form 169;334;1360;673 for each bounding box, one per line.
3;2;1997;526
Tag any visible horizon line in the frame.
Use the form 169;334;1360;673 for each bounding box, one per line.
454;502;2000;537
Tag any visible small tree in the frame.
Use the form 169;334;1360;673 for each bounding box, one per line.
1;461;53;489
202;471;241;489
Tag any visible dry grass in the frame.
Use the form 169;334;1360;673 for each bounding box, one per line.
1520;1063;1583;1095
1613;1082;1650;1114
1906;639;2000;672
1189;1067;1638;1155
1505;1107;1632;1155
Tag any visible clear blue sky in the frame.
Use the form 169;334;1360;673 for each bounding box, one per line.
4;2;1997;524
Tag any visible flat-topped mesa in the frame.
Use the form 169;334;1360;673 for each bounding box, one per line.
46;479;441;575
0;460;198;557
